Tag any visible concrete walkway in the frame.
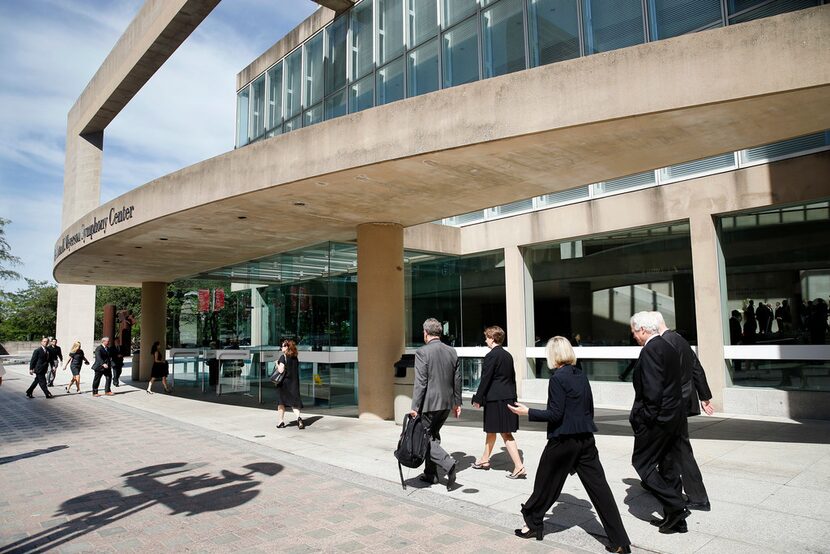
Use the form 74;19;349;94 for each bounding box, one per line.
3;362;830;553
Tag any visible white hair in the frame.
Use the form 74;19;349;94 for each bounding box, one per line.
630;311;660;334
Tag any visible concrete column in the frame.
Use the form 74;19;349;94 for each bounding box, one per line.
689;213;727;410
357;223;404;420
140;282;167;381
56;132;103;353
504;245;532;393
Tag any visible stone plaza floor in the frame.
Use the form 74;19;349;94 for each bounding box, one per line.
1;363;829;553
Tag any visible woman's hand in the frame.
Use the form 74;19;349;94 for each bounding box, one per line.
508;402;529;416
472;402;481;409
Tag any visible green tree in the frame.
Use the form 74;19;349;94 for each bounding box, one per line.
95;286;142;339
0;279;58;340
0;217;22;283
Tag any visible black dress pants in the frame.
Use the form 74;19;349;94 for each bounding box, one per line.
678;418;709;504
92;369;112;394
522;434;630;548
112;363;123;385
632;421;686;514
26;372;50;396
421;409;455;476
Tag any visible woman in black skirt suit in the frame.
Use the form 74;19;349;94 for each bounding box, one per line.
509;337;631;552
276;339;304;429
471;326;525;478
62;341;89;393
147;341;171;394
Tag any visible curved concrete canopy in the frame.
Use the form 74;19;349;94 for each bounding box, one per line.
53;6;830;286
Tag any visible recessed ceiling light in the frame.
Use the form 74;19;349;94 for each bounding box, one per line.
294;202;306;207
159;237;168;241
238;216;247;220
135;246;142;249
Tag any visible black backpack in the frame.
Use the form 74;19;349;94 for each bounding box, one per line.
393;413;429;489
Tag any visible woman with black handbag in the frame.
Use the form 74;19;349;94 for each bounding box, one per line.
147;341;171;394
275;340;304;429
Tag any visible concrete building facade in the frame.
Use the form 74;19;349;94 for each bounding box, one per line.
56;1;830;418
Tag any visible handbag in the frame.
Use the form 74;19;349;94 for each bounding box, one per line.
270;368;286;387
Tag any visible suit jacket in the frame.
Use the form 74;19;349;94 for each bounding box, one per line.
629;335;684;433
47;345;63;364
107;345;124;369
661;330;713;416
92;344;111;371
30;346;50;374
471;345;516;404
529;364;598;439
411;338;461;413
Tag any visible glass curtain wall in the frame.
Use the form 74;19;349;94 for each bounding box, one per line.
482;0;527;78
528;0;581;66
266;63;283;136
719;202;830;391
582;0;645;54
235;88;249;148
525;223;695;379
249;75;266;141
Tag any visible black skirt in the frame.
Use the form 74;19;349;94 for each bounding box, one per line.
151;360;169;378
483;398;519;433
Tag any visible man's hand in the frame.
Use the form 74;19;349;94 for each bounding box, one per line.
508;402;529;416
409;410;418;418
472;402;481;409
453;405;461;418
701;399;714;416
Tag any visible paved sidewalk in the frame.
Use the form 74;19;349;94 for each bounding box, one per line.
3;363;830;553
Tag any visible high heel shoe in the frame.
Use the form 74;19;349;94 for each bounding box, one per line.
146;389;153;395
297;417;305;429
506;467;527;479
471;460;491;470
276;422;286;429
605;545;631;553
514;527;543;541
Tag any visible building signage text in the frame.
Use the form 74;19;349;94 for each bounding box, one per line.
54;205;135;260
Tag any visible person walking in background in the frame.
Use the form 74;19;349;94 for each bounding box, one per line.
653;312;714;512
410;318;462;491
509;337;630;551
91;337;113;397
147;341;171;394
109;339;124;387
46;338;63;387
275;339;304;429
62;341;89;393
471;326;525;479
26;337;53;399
628;312;688;534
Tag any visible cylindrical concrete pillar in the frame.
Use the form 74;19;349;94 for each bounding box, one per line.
357;223;404;420
140;282;167;381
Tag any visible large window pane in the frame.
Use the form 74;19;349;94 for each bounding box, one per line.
648;0;722;39
482;0;526;78
409;0;439;47
266;63;283;131
442;17;479;88
378;0;404;65
325;16;348;95
305;32;324;108
528;0;581;67
526;223;696;354
443;0;478;28
351;0;374;80
728;0;819;23
236;87;249;147
304;103;323;127
377;57;405;105
408;37;440;97
582;0;645;54
284;114;301;133
249;75;266;141
284;49;303;119
350;74;374;113
325;88;348;120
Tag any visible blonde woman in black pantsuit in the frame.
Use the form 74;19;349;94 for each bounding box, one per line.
509;336;631;553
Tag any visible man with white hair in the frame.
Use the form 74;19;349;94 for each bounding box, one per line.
653;312;713;512
629;311;687;534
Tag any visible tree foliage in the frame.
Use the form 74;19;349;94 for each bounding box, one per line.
0;279;57;340
0;217;22;283
95;285;142;339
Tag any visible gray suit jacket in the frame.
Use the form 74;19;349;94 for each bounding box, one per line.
411;339;461;413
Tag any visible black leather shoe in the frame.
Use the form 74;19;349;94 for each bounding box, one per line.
660;519;689;534
659;508;690;531
687;500;711;511
419;473;438;485
605;545;631;553
514;527;543;540
25;393;34;398
446;464;457;491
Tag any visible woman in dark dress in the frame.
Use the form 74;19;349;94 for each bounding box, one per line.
509;337;630;552
147;341;171;394
471;326;525;478
276;339;304;429
62;341;89;393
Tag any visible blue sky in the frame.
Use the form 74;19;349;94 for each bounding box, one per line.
0;0;317;292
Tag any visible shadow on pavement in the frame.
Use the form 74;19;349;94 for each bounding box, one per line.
0;445;68;465
544;492;610;548
0;461;283;554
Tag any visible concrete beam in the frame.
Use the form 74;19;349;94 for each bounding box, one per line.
312;0;355;14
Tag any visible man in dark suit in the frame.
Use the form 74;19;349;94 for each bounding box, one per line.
629;311;687;534
91;336;113;397
410;318;462;491
108;339;124;387
26;337;53;398
46;338;63;387
655;313;714;512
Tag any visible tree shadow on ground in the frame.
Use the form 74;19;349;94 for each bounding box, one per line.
0;461;283;554
0;444;68;465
